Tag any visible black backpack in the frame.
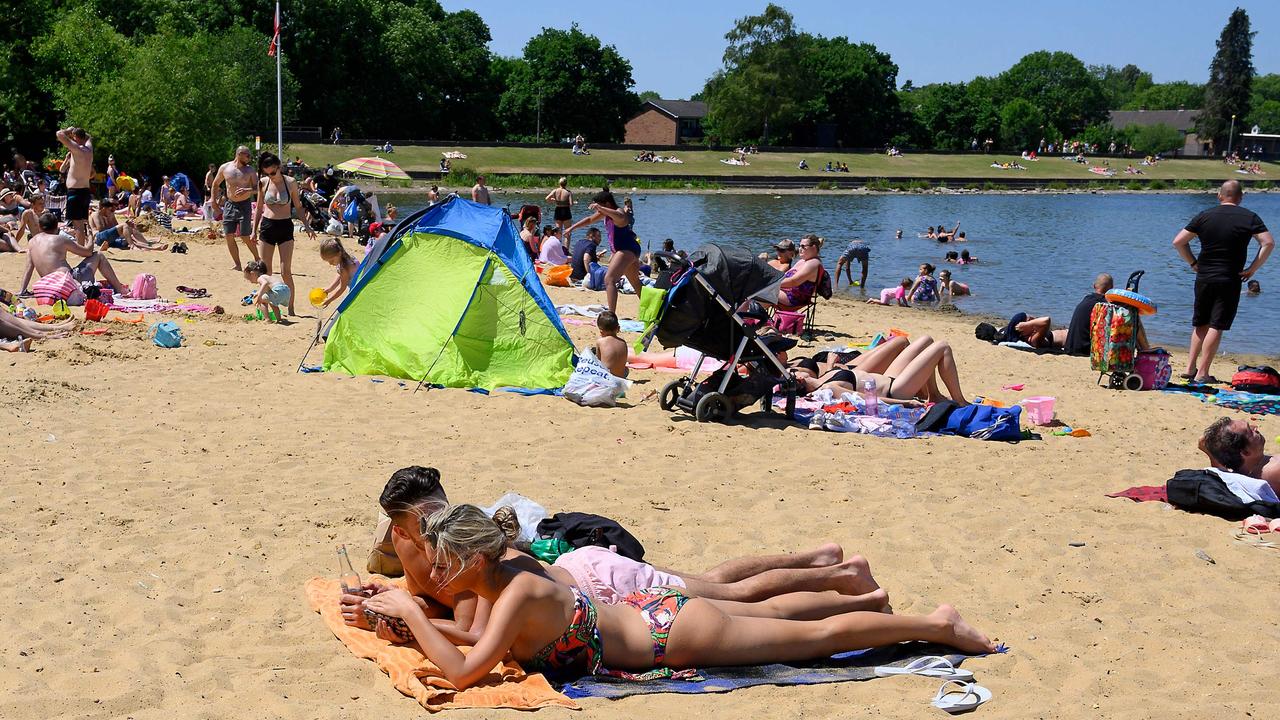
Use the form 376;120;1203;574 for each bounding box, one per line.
536;512;646;561
1166;468;1280;520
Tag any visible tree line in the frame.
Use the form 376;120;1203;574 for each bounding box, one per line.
2;2;1276;172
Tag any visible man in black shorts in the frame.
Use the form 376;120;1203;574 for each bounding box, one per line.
1173;179;1274;383
56;126;94;248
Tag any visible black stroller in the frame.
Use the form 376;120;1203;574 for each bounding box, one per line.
648;243;800;423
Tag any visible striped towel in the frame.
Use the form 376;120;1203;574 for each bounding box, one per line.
31;271;79;305
155;211;174;231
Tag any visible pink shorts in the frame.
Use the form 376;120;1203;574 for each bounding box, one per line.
552;545;685;605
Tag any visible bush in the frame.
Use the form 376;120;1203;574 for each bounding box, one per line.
865;178;891;191
1047;181;1068;190
1254;180;1273;190
1147;179;1168;190
1124;180;1145;191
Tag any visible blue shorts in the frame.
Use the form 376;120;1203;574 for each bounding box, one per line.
95;226;127;249
266;283;291;306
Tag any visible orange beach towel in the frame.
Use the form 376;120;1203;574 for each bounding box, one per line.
305;576;578;712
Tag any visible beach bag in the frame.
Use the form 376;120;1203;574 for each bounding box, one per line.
1134;349;1173;391
563;348;628;407
537;512;646;561
148;321;184;348
366;513;403;577
1166;469;1280;520
1231;365;1280;395
544;264;572;287
769;309;806;335
585;263;607;291
131;273;157;300
941;404;1022;441
1089;302;1136;374
342;198;360;223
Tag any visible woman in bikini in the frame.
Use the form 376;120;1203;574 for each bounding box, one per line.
795;335;969;405
776;234;825;309
566;189;642;314
545;178;573;235
251;152;315;317
363;504;996;688
519;216;540;258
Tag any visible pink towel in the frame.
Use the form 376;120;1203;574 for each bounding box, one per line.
32;271;78;304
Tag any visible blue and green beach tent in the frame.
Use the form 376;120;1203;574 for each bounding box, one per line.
323;198;576;390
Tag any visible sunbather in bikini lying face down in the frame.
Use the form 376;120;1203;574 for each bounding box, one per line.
340;467;892;646
793;335;969;406
361;505;997;689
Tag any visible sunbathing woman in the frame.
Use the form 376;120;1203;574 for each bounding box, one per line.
363;504;996;688
795;335;969;405
775;234;824;308
787;335;911;379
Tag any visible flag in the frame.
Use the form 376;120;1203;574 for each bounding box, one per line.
267;3;280;57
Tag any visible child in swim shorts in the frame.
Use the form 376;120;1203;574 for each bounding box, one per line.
244;260;290;322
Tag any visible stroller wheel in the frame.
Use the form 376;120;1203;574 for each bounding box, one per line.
695;392;732;423
659;380;683;412
1123;373;1144;391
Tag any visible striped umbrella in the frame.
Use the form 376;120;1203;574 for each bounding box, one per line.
335;156;410;180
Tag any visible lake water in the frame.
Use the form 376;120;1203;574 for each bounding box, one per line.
395;191;1279;356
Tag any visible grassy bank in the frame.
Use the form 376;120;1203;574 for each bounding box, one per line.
293;143;1279;183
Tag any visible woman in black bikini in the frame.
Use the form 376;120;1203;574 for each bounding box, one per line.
795;335;969;405
545;177;573;235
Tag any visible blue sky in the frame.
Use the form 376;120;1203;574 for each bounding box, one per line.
440;1;1280;99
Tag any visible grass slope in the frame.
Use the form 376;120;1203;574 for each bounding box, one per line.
293;143;1279;182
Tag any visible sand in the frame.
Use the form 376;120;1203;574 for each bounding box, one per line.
1;229;1277;720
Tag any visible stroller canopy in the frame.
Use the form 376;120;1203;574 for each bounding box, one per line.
655;243;784;359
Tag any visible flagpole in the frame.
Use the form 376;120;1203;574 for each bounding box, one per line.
275;1;283;156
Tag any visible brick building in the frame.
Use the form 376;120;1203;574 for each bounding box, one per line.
624;99;707;146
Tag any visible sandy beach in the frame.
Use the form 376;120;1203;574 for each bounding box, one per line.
1;228;1278;720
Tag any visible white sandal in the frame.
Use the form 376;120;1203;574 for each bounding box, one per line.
931;680;992;714
874;655;974;681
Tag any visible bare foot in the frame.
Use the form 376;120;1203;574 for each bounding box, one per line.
811;543;844;567
1;338;32;352
931;604;996;654
829;555;882;598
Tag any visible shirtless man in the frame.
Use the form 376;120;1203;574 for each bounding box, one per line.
1200;417;1280;496
211;146;261;270
470;175;490;206
11;193;45;250
89;199;167;251
341;467;885;645
22;212;128;296
56;127;94;248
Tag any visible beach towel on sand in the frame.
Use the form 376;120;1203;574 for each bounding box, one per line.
304;577;578;712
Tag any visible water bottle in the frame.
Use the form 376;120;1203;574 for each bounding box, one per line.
861;378;879;417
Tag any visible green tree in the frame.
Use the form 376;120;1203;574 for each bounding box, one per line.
1092;63;1153;108
638;90;662;103
702;4;807;144
794;35;902;146
496;25;638;142
0;0;58;153
1124;81;1205;110
996;51;1108;138
1130;123;1185;155
1246;73;1280;132
998;98;1045;150
1199;8;1254;149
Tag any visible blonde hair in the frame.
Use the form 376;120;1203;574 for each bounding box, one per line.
558;177;567;188
802;233;824;249
319;237;348;259
420;504;519;584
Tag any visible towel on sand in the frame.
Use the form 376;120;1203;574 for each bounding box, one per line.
304;577;578;712
1107;485;1168;503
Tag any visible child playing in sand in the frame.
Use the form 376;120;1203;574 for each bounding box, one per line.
939;269;970;298
594;310;628;378
866;277;912;306
244;260;289;322
319;238;358;308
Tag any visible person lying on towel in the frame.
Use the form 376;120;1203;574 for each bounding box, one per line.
1200;417;1280;497
340;467;889;646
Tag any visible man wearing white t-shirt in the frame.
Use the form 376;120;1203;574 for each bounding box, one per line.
1200;417;1280;498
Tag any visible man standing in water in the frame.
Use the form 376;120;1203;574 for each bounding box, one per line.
211;146;261;270
471;175;490;206
56;127;93;248
1173;179;1274;383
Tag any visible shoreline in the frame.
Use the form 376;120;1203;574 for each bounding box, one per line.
366;184;1254;197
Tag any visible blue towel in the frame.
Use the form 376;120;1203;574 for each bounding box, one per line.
559;642;994;700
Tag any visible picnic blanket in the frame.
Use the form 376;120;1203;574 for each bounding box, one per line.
1162;385;1280;416
560;642;988;700
304;577;578;712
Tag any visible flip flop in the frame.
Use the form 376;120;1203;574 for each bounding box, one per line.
1242;515;1271;535
931;680;992;714
1179;371;1197;380
1193;376;1222;385
874;655;974;681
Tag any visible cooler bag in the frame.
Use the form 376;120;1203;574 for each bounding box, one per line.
1134;349;1172;391
1089;302;1137;375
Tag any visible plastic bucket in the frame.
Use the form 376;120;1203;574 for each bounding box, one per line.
1022;396;1056;425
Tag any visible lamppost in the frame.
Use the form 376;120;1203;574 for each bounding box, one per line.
1227;113;1237;156
536;90;542;144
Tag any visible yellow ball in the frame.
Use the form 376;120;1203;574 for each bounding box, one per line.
309;288;327;307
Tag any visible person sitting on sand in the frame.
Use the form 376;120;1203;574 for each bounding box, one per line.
20;212;130;300
519;216;540;257
570;227;601;284
244;260;289;323
89;199;167;251
342;467;894;645
538;225;569;266
1200;417;1280;497
775;235;825;309
1062;273;1113;356
795;335;969;405
908;263;939;304
10;193;47;250
938;269;970;298
358;503;993;688
594;310;628;378
319;238;359;309
866;278;912;307
767;238;796;272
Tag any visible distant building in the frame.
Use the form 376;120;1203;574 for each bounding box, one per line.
624;99;707;146
1108;108;1205;156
